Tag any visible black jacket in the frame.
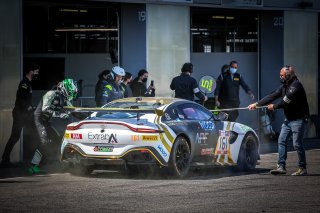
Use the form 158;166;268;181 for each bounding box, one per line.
257;77;309;121
13;77;32;114
170;73;205;102
131;80;155;97
214;72;251;104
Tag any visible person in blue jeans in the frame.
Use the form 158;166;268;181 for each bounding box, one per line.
248;65;309;176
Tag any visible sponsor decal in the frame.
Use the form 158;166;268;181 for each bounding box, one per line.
64;133;70;139
199;121;215;130
196;132;209;144
178;114;184;119
219;130;230;137
165;113;171;120
201;148;214;155
157;145;168;157
131;135;140;141
93;146;113;152
71;133;82;139
216;137;229;155
142;135;158;141
88;132;118;143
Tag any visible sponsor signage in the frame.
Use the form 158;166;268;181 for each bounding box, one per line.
198;75;216;94
93;146;113;152
142;135;158;141
88;132;118;143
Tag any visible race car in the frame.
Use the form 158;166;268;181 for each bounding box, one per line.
61;97;260;178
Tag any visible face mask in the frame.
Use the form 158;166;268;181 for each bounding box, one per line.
32;74;39;80
229;68;237;74
280;78;286;84
142;78;148;83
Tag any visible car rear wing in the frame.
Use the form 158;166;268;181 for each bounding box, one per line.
63;106;164;116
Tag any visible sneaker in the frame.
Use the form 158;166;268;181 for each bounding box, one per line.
270;164;286;175
291;168;307;176
27;165;40;174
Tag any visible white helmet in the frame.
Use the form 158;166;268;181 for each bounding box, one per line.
111;66;125;80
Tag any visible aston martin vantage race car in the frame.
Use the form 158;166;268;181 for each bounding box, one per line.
61;97;260;178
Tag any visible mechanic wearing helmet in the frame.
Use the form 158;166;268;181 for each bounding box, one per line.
249;66;310;176
214;60;254;122
1;63;39;168
130;69;155;97
170;62;207;102
101;66;126;105
28;79;78;174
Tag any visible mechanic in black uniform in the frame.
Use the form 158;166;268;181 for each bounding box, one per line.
214;60;254;121
1;63;39;167
249;65;310;176
131;69;155;97
170;62;207;102
28;79;78;174
95;69;111;107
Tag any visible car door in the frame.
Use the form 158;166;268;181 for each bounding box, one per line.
175;103;219;163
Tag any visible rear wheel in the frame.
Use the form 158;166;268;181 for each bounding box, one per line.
168;136;191;178
237;133;259;171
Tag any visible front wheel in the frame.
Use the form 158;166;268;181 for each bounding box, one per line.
236;133;259;171
168;136;191;178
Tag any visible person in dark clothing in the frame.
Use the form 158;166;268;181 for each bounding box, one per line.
249;65;310;176
95;70;111;107
1;63;39;168
102;66;126;104
214;61;254;121
170;62;207;102
121;71;133;98
131;69;155;97
28;79;78;174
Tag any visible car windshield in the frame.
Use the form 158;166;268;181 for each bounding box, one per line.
91;101;162;119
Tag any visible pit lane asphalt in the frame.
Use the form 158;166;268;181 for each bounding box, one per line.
0;138;319;212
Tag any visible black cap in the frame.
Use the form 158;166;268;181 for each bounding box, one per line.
181;63;193;73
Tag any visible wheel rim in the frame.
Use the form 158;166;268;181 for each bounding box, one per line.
175;141;190;172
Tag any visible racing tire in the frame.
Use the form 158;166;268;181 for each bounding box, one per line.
236;133;259;171
168;136;191;178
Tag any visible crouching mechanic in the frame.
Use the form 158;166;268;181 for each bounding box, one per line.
28;79;78;174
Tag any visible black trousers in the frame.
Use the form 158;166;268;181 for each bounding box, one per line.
220;102;239;122
2;110;30;162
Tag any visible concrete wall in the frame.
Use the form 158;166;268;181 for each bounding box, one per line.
146;4;190;97
0;0;22;162
284;11;318;137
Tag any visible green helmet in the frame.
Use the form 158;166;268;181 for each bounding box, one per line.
58;79;78;101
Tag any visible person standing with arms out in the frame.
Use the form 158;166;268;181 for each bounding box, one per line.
0;63;40;168
214;60;254;121
28;79;78;174
131;69;155;97
249;66;310;176
170;62;207;102
95;69;111;107
102;66;126;104
121;71;133;98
